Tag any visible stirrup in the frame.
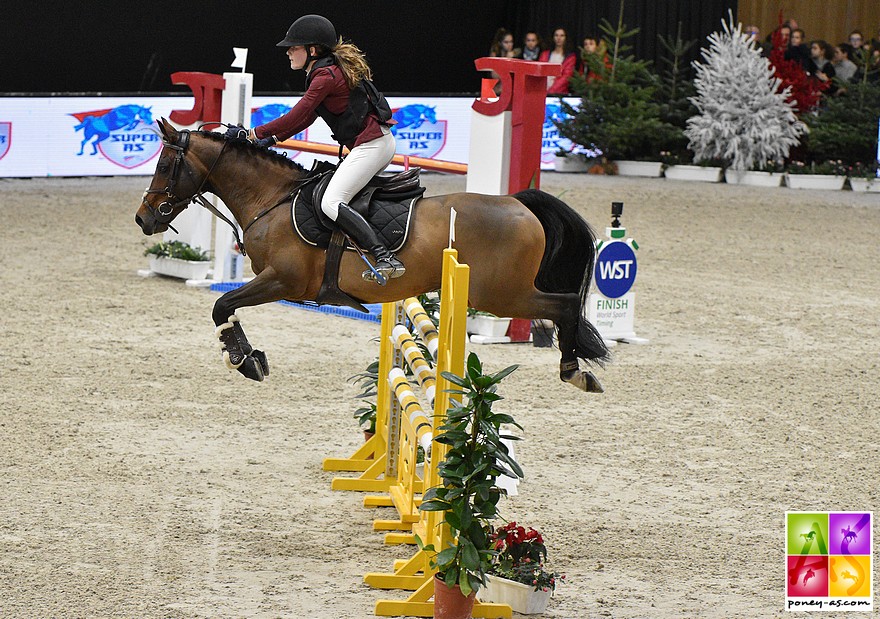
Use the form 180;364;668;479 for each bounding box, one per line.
362;258;405;284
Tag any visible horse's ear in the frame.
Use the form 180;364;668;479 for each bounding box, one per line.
158;118;177;140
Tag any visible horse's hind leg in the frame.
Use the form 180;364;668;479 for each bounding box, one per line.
212;271;288;382
555;304;605;393
485;288;605;393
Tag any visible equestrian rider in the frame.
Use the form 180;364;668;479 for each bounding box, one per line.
226;14;404;282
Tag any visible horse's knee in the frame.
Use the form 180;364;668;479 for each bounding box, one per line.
212;296;234;325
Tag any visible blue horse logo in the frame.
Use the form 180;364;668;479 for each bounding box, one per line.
390;105;437;136
544;103;568;128
251;103;292;127
73;105;154;156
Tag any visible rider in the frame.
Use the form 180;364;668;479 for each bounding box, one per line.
226;14;404;282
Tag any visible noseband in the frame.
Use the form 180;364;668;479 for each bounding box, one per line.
142;130;198;227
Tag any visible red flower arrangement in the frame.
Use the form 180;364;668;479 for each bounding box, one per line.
488;522;565;593
767;28;828;114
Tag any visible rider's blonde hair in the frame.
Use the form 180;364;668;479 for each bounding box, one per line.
329;38;372;89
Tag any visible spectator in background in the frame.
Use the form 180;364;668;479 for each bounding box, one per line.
489;28;520;59
848;30;865;61
581;34;610;82
744;25;760;42
582;35;599;54
806;40;836;85
832;43;857;82
539;27;577;94
520;31;541;61
486;28;520;95
787;28;810;68
762;24;790;56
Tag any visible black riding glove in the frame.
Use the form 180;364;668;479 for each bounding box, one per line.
224;124;249;141
253;136;277;148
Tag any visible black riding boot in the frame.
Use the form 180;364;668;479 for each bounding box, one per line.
335;202;405;283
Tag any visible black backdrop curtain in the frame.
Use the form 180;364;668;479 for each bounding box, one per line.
2;0;736;94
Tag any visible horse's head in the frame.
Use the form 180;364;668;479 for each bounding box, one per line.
135;118;202;235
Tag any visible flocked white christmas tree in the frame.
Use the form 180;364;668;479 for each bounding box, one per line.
685;14;806;171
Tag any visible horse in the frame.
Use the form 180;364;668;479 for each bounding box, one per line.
391;105;437;134
75;104;153;155
135;119;609;392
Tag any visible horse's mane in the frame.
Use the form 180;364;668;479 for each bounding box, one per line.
195;130;308;174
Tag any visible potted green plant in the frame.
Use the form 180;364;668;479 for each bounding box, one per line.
724;158;786;187
144;240;211;280
785;160;848;190
419;353;523;618
465;309;511;338
662;151;725;182
552;148;589;173
477;521;565;615
802;79;880;188
848;161;880;193
348;359;379;440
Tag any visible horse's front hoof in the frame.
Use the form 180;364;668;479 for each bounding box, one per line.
237;355;266;382
251;349;269;377
561;369;604;393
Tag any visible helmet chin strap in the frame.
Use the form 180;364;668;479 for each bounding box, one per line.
305;46;330;69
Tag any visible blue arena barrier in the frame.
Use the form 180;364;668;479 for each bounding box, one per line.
210;282;382;324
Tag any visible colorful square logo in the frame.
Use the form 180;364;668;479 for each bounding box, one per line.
786;512;873;612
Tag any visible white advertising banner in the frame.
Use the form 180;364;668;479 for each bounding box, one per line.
0;95;581;178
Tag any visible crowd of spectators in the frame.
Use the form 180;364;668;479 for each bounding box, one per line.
487;27;610;95
487;21;880;96
748;19;879;90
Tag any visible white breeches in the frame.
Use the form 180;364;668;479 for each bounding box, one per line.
321;127;396;220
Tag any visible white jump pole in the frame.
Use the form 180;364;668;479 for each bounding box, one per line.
208;68;252;284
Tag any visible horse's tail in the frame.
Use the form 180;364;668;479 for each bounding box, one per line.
513;188;610;365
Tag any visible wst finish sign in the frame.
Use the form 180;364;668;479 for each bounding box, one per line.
587;202;649;345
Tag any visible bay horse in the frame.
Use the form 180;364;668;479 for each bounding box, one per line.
135;119;609;391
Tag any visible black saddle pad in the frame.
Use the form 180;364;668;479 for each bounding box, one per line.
291;175;423;252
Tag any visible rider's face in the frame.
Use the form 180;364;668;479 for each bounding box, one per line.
287;45;308;70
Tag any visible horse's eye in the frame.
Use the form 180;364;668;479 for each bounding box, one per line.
157;163;169;173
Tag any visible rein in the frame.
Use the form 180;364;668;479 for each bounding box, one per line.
144;129;316;257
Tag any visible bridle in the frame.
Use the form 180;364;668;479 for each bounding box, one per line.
141;128;245;254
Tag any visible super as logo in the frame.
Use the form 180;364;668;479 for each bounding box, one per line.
541;102;600;164
391;105;446;158
594;241;637;299
70;105;159;169
250;103;306;156
0;122;10;161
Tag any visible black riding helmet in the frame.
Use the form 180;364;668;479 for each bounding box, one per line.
277;14;337;50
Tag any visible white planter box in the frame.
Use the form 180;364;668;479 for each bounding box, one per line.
849;178;880;193
553;155;588;173
477;575;552;615
466;315;511;337
785;174;847;190
725;169;784;187
148;256;212;280
663;165;722;182
614;160;664;177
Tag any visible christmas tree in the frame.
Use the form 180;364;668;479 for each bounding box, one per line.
685;14;806;171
